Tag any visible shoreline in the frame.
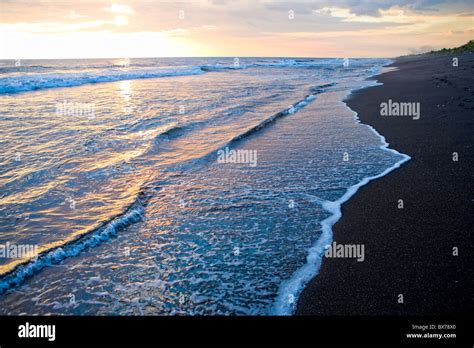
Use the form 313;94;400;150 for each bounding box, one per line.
296;52;473;315
271;67;411;315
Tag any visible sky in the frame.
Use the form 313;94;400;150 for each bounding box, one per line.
0;0;473;59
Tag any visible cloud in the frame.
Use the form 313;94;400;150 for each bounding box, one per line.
314;6;411;23
1;0;473;58
263;0;472;17
66;11;89;19
104;4;135;15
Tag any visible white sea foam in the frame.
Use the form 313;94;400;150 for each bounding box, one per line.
0;66;204;94
0;58;387;94
271;77;411;316
0;201;144;293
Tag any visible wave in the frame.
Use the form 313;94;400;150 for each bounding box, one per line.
0;66;205;94
0;193;149;294
200;59;301;71
0;63;134;73
228;94;315;143
153;125;185;143
0;81;338;294
228;82;336;145
173;83;336;175
251;58;297;67
0;58;360;94
309;82;337;93
200;65;243;72
205;59;343;70
0;81;338;295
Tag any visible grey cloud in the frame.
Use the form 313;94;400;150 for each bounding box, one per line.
263;0;472;16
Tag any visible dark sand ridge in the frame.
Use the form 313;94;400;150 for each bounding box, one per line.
296;52;473;315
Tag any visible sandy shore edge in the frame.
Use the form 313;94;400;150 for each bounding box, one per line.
296;52;473;315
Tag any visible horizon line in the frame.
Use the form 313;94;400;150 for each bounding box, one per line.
1;55;397;60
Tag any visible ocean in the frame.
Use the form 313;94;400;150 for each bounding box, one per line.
0;57;409;315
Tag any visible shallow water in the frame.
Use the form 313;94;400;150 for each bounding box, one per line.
0;57;405;315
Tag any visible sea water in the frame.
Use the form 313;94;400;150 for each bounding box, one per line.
0;57;408;315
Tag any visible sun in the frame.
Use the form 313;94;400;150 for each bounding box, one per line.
114;15;128;26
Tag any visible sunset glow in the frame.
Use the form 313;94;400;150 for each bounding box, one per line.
1;0;472;59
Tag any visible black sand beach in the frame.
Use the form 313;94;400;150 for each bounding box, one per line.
296;52;473;315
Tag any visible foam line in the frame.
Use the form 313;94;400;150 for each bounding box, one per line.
270;74;411;316
0;66;205;94
0;198;146;294
0;58;357;95
228;91;324;144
